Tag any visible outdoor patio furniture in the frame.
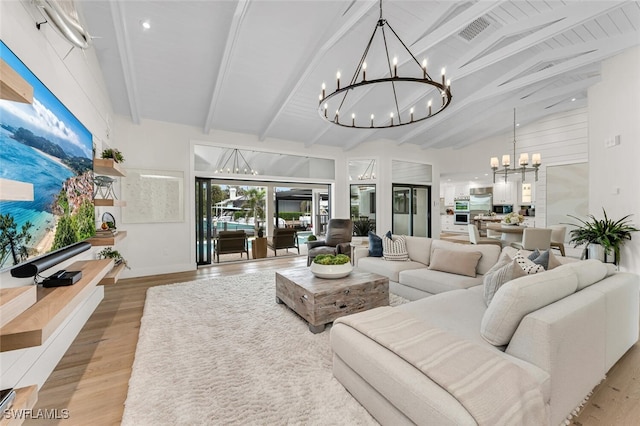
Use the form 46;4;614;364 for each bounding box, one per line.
216;230;249;262
267;228;299;256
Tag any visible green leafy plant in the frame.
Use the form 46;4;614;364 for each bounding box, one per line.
313;254;350;265
565;208;639;264
306;234;317;242
97;247;130;269
101;148;125;163
352;218;374;236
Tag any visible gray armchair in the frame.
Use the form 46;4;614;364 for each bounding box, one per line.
307;218;353;266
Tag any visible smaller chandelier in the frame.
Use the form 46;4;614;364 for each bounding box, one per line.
214;148;258;175
358;159;376;180
491;109;541;183
318;0;452;129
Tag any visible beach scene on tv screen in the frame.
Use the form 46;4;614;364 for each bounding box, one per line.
0;41;94;271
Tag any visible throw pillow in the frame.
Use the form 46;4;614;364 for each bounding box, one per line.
527;249;561;270
382;234;409;261
428;248;482;277
514;252;545;274
367;231;383;257
483;256;526;306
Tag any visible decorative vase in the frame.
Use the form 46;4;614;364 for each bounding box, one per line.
310;262;353;279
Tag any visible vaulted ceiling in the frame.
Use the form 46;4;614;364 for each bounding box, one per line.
77;0;640;151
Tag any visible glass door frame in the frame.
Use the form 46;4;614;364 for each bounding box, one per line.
391;184;432;237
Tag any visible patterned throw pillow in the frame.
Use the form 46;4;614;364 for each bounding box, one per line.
515;252;545;274
528;249;561;270
483;252;546;306
382;234;409;261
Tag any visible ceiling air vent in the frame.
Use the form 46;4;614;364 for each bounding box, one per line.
458;17;490;42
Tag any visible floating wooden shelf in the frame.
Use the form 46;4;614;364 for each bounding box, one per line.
0;259;113;352
93;199;126;207
0;287;37;328
0;59;33;104
0;385;38;426
88;230;127;246
99;262;126;285
93;158;126;177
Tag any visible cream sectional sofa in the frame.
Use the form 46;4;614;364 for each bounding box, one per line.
331;258;640;425
353;237;502;300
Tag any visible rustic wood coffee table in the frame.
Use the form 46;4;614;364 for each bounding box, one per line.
275;267;389;333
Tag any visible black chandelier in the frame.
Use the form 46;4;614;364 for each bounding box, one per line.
214;149;258;175
318;0;452;129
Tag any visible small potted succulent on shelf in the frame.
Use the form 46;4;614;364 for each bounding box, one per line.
97;247;130;269
502;211;524;225
310;254;352;279
101;148;125;163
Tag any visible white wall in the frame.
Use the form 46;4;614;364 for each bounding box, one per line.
0;1;113;288
588;46;640;275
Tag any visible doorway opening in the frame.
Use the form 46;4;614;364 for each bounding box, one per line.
392;184;432;237
195;179;330;265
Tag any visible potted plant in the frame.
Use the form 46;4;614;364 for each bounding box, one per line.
566;208;638;264
352;218;374;237
310;254;352;279
97;247;130;269
101;148;125;163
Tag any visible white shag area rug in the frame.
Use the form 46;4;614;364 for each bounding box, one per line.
122;271;408;425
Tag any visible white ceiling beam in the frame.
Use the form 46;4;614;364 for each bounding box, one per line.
203;0;251;134
398;32;638;146
259;0;378;142
457;1;626;77
397;1;627;145
109;0;140;124
422;75;600;148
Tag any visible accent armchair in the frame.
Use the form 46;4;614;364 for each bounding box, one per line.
215;230;249;263
306;218;353;266
267;228;299;256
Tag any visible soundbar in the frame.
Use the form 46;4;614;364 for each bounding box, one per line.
10;241;91;278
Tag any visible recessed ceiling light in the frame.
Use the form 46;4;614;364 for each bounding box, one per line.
516;123;520;127
571;97;576;102
141;19;151;30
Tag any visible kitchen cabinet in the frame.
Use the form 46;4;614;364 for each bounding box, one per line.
522;217;536;228
443;185;455;206
440;215;467;233
521;182;536;204
493;181;516;205
454;183;470;198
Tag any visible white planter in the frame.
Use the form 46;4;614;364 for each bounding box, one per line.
310;262;353;279
587;244;614;263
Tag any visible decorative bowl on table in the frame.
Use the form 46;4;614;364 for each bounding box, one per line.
310;254;352;279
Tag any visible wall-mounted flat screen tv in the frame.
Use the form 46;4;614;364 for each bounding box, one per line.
0;40;94;273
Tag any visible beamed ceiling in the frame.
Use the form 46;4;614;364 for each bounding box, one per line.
77;0;640;150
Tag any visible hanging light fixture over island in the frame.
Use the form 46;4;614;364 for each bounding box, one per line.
491;108;541;183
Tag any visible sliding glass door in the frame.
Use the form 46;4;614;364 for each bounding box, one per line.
392;184;431;237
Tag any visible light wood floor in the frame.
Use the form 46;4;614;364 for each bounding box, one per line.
27;256;639;425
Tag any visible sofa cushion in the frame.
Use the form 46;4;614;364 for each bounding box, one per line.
399;268;484;294
428;248;482;277
555;259;610;290
403;236;432;265
431;240;500;275
481;266;579;346
368;231;384;257
383;235;409;261
357;257;425;282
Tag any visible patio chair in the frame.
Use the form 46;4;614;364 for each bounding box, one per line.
267;228;299;256
216;230;249;262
